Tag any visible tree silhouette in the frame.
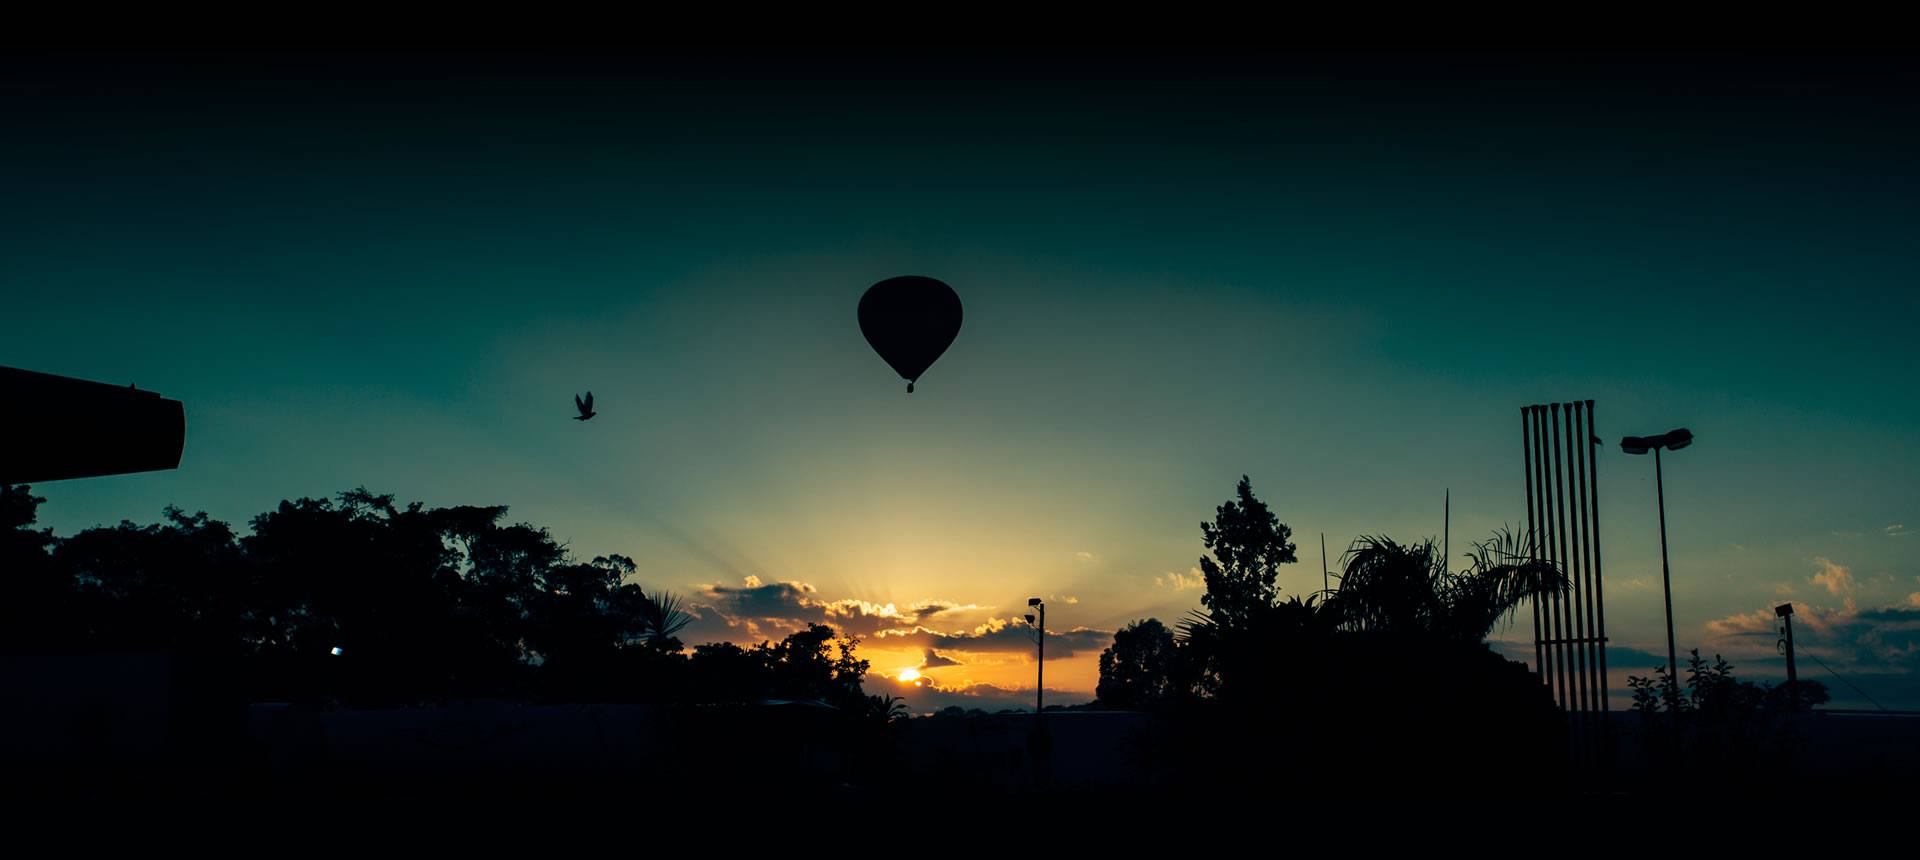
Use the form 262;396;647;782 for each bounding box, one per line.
762;623;871;709
0;485;845;710
1196;475;1296;634
1628;649;1832;781
0;484;69;653
55;506;248;654
1113;480;1570;793
1096;618;1181;709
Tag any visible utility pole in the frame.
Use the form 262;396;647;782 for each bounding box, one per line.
1777;603;1799;710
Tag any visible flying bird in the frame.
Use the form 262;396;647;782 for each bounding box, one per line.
573;391;596;421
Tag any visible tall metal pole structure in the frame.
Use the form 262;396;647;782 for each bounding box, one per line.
1525;408;1544;685
1533;406;1560;698
1583;401;1609;716
1527;400;1617;771
1561;405;1588;755
1551;403;1566;714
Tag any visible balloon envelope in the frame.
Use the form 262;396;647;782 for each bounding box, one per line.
858;276;962;391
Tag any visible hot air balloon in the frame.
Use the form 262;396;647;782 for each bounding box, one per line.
858;275;962;393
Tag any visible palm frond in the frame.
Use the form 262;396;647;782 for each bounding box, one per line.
1448;526;1570;639
1329;535;1445;635
1171;608;1209;642
638;587;692;646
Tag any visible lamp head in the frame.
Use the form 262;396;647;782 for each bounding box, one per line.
1023;614;1036;626
1775;603;1794;618
1662;428;1694;451
1027;597;1042;607
1620;436;1652;455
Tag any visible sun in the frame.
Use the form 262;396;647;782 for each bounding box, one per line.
897;667;922;683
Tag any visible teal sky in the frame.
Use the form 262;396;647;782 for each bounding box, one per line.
5;46;1916;709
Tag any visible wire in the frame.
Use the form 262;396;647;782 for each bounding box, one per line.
1800;649;1890;713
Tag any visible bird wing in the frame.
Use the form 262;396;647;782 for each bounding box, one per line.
575;393;586;414
584;391;593;412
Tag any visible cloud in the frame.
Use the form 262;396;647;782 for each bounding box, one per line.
684;577;1113;666
874;617;1113;659
690;576;822;640
818;598;986;637
1889;524;1910;538
1810;557;1858;610
1908;593;1920;609
1075;551;1098;562
1702;599;1920;707
1613;576;1655;594
689;576;990;642
1061;595;1080;605
1156;568;1204;590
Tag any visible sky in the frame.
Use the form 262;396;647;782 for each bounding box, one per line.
4;44;1917;712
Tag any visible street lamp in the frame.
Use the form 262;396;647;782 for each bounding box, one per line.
1622;427;1693;707
1023;598;1045;714
1019;598;1052;788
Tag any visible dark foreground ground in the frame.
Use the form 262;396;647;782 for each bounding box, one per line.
4;654;1917;829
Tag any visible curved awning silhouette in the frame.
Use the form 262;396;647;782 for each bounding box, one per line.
0;365;185;483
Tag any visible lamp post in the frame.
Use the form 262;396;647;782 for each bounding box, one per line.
1021;598;1051;788
1621;427;1693;707
1024;598;1045;714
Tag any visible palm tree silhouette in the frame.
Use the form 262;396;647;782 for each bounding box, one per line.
1324;528;1567;641
865;694;910;726
635;587;691;650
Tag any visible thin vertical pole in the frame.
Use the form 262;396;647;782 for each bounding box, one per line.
1566;403;1593;768
1321;532;1329;598
1782;610;1798;710
1525;408;1544;686
1573;402;1598;715
1656;448;1678;699
1534;406;1559;698
1549;404;1572;710
1563;403;1590;720
1036;603;1046;715
1444;488;1450;575
1587;401;1609;714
